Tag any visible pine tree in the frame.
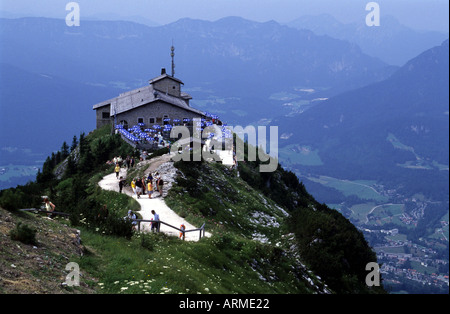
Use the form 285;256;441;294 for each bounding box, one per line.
78;143;94;174
61;141;70;159
37;156;55;185
55;151;62;165
79;132;87;155
70;135;78;153
65;154;77;178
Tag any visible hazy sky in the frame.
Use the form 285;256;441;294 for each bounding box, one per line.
0;0;448;32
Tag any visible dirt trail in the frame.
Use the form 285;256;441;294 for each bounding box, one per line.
98;154;211;241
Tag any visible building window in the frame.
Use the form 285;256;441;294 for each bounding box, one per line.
163;115;170;125
102;112;110;119
183;118;191;126
138;117;144;124
149;117;155;124
119;120;128;129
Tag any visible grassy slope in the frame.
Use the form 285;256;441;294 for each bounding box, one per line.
0;207;96;294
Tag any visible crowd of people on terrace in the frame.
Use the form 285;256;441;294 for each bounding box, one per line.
114;112;228;146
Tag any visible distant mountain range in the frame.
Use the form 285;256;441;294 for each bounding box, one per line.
0;16;396;171
287;14;449;66
1;16;447;194
273;39;449;201
0;16;397;99
0;63;120;162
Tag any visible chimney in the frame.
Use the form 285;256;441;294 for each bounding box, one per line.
161;68;166;75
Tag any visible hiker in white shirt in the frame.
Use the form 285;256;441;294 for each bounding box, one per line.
151;210;160;232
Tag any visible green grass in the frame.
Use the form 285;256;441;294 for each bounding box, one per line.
366;204;407;227
165;162;288;241
427;211;449;241
387;133;415;152
376;246;405;254
75;229;311;294
305;175;388;202
349;203;377;223
88;188;141;219
388;133;449;171
386;233;408;242
279;145;323;166
410;261;437;275
349;203;408;227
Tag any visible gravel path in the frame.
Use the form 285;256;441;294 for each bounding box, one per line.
98;154;211;241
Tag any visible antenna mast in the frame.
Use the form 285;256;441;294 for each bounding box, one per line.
171;43;175;77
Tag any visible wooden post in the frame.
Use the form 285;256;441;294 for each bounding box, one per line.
201;223;206;239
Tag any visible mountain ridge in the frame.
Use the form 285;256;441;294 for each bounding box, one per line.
287;14;449;66
275;38;449;173
0;125;385;294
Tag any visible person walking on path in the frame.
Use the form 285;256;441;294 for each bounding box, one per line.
131;179;137;197
126;210;138;231
43;197;56;219
140;177;146;195
179;224;186;239
147;173;154;186
147;180;153;199
151;210;160;232
135;177;143;199
119;176;125;193
157;176;164;197
115;163;120;179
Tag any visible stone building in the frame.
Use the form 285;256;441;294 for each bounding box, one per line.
93;68;205;130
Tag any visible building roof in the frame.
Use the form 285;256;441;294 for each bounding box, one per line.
148;73;184;85
93;84;204;117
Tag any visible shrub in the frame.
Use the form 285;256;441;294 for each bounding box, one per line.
69;197;134;239
148;147;169;159
103;214;134;239
0;189;25;212
140;233;155;251
10;222;37;245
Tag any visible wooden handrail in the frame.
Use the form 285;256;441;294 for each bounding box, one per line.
19;208;70;217
133;219;206;241
19;209;206;241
